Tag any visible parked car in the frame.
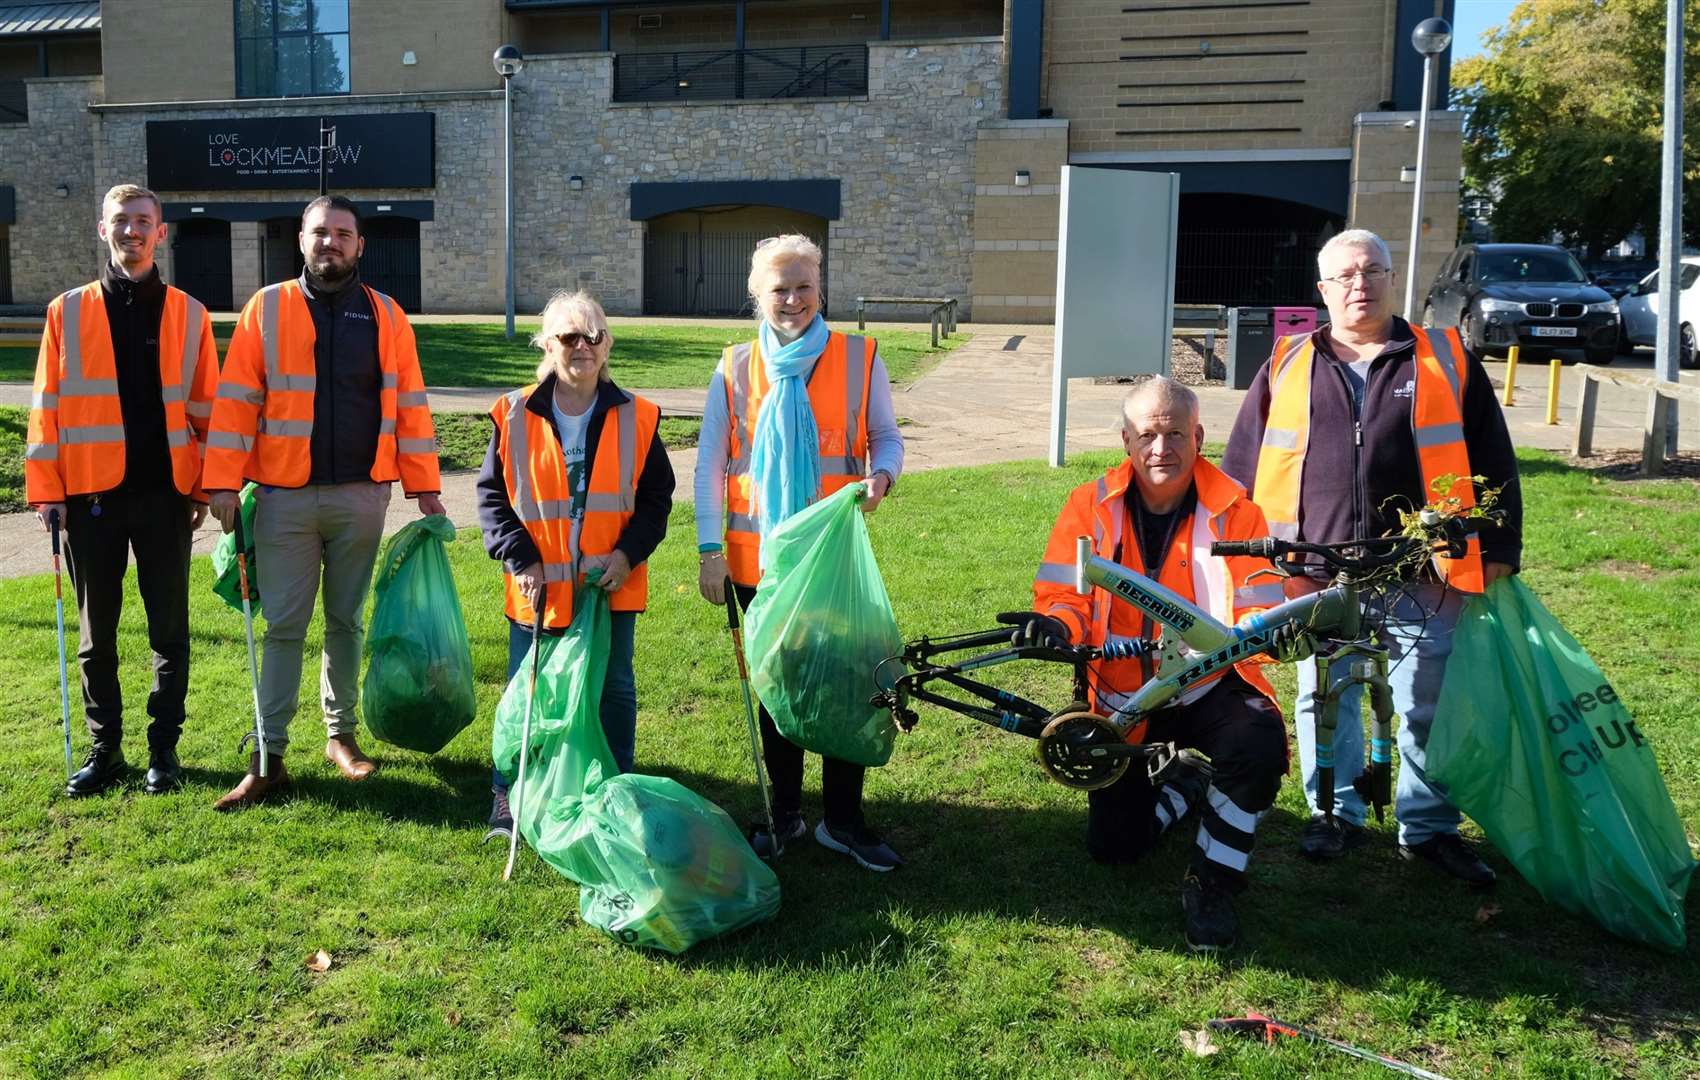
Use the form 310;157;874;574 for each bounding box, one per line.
1590;262;1658;300
1422;243;1619;365
1617;257;1700;368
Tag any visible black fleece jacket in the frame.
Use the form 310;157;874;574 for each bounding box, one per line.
476;375;674;581
99;262;171;492
1220;317;1522;571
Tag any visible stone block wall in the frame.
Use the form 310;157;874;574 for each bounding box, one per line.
0;76;104;305
1350;109;1463;316
509;36;1004;318
970;118;1067;322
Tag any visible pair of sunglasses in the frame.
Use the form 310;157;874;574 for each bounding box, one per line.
552;329;606;349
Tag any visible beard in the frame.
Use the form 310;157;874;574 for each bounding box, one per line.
307;251;357;288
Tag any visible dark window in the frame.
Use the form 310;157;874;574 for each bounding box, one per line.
1681;264;1700;291
235;0;350;98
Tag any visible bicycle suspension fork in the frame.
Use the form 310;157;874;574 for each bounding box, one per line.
1310;644;1397;823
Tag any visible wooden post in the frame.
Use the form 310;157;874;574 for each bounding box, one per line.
1545;359;1562;425
1502;345;1520;406
857;296;867;331
1643;389;1670;478
1572;370;1599;457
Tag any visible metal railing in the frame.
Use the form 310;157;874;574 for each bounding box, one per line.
614;44;869;104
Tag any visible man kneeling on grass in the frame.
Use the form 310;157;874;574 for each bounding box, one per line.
1012;377;1287;952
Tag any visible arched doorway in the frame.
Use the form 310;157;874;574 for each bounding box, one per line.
1174;193;1341;307
643;206;828;317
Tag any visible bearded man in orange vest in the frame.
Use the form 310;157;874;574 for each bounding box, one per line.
205;195;444;810
26;183;219;798
1021;377;1288;953
1222;228;1522;889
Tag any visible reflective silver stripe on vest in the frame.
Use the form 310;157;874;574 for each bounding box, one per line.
26;443;57;460
822;454;865;474
727;511;760;534
32;391;57;410
379;418;397;435
844;334;867;452
1266;335;1308;398
57;290;118;398
382;372;398;390
207;430;253;452
259;285;315;393
1262;428;1299;450
728;343;754;465
541;562;576;583
397;437;435;455
1267;520;1299;540
397;390;428;408
258;417;314;438
175;295;205;406
1034;561;1074;586
503;390;542;521
218;381;264;404
167;427;190;448
60;424;126;445
1412;421;1465;449
1417;327;1464;406
185;401;213;419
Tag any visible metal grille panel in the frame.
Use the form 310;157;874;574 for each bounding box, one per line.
615;45;868;104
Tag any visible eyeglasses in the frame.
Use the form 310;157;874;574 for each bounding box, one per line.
552;329;606;349
1322;267;1392;287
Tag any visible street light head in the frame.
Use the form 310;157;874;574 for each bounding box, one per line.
493;44;525;79
1412;17;1452;57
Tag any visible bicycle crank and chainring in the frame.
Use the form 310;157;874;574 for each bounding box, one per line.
1036;710;1130;790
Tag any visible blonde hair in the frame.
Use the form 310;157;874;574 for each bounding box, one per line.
102;183;162;219
531;289;612;383
747;234;824;311
1317;228;1392;275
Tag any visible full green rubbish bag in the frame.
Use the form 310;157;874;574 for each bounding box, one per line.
744;483;903;767
1429;577;1696;951
360;515;476;753
210;482;263;617
491;583;781;954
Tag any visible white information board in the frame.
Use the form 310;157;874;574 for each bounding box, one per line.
1049;166;1181;465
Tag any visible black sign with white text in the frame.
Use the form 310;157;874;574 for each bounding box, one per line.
146;113;435;191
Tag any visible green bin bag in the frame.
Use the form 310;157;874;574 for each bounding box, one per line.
492;586;781;953
1430;577;1696;951
210;482;263;617
360;515;476;753
744;484;903;766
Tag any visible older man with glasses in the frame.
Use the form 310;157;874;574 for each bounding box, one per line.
1221;228;1522;889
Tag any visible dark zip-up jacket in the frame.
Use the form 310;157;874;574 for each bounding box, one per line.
100;262;171;492
476;374;675;577
1220;317;1522;572
299;269;382;485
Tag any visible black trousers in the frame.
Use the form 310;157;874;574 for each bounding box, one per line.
733;583;867;829
1086;673;1286;883
61;486;193;750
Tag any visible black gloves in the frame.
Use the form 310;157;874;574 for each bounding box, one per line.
1007;612;1072;650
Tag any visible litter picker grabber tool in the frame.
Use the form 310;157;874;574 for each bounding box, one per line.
232;511;268;780
49;509;73;780
724;577;780;859
503;584;545;882
1207;1012;1451;1080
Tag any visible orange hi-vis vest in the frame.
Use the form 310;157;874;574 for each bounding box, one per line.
204;279;440;494
493;386;661;628
718;331;875;587
25;281;219;504
1032;457;1281;743
1250;326;1485;592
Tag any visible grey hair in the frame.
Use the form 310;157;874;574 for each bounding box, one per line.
1120;375;1199;429
1317;228;1392;275
532;289;612;383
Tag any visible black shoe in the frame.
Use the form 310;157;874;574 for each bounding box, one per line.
1181;868;1238;953
1299;814;1368;861
482;787;514;843
143;747;183;794
1399;833;1497;889
750;813;807;860
66;743;127;797
815;819;904;872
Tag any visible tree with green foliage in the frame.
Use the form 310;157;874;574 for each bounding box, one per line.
1454;0;1699;260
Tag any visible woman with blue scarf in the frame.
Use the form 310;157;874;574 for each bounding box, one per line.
695;235;906;871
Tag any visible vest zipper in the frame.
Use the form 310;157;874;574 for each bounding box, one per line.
1328;361;1368;540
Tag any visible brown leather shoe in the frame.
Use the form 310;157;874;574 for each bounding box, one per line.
325;733;376;781
214;752;291;812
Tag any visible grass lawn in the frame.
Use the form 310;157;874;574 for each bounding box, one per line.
0;449;1695;1078
0;346;34;382
0;406;24;513
433;414;702;473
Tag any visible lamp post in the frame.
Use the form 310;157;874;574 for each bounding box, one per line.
494;44;525;338
1402;17;1452;321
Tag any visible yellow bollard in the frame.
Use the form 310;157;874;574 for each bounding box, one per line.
1502;345;1520;406
1545;359;1562;425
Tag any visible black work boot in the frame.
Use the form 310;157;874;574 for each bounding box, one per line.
144;745;184;794
66;743;127;797
1181;866;1239;953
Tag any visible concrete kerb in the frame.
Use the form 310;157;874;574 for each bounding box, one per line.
1;330;1695;581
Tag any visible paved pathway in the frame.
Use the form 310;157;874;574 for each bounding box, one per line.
2;330;1694;580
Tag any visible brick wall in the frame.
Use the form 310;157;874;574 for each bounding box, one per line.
1350;109;1463;316
970;119;1067;323
0;77;104;304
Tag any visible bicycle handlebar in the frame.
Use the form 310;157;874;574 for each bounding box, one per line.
1211;512;1475;575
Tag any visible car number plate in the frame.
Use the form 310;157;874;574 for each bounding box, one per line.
1532;326;1578;337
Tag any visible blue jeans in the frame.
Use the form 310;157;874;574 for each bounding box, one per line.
1294;583;1464;845
491;610;638;790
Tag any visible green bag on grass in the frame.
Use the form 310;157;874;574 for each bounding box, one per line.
1429;577;1696;951
491;586;781;953
361;515;476;753
210;482;263;617
744;484;903;767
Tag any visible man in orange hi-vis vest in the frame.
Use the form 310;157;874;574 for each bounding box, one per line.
205;195;443;811
1223;228;1522;890
27;183;218;799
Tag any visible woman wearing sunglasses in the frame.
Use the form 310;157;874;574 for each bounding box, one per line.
695;234;907;872
475;289;674;838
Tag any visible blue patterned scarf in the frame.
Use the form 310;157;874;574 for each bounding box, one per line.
750;315;830;543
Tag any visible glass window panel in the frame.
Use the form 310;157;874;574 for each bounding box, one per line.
276;0;311;32
276;33;311;95
311;0;349;34
235;0;273;37
312;33;351;94
237;35;276;97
